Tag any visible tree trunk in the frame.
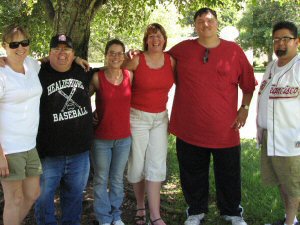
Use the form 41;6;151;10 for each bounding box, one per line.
42;0;107;59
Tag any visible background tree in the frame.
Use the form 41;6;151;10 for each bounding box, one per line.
0;0;298;61
88;1;151;62
172;0;244;31
237;0;300;64
0;0;248;59
0;0;157;58
0;0;52;58
88;2;195;62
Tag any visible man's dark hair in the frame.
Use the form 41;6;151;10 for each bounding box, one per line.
272;21;298;38
104;39;125;55
193;7;217;22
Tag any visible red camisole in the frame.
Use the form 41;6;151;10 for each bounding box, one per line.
94;69;131;140
131;53;174;113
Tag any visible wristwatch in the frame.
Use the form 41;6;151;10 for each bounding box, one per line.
241;104;249;110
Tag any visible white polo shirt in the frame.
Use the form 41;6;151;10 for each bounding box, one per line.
0;57;42;154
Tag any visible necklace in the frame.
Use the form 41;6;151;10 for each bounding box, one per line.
105;70;123;84
146;52;164;69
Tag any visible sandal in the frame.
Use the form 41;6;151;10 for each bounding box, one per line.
134;208;146;225
149;218;162;225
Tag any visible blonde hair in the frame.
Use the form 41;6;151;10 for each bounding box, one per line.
2;24;30;46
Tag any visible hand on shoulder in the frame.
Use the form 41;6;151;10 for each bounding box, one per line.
126;49;142;59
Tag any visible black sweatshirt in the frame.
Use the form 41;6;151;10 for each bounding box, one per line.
36;62;93;158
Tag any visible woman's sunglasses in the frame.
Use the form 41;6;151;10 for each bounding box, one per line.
8;39;30;49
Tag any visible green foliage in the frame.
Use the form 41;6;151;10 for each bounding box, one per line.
0;0;298;60
0;0;249;60
147;3;193;49
237;0;300;60
170;0;244;27
0;0;159;59
88;0;152;62
162;1;245;38
0;0;52;57
28;1;52;58
240;139;283;224
0;1;30;30
254;66;266;73
88;0;194;62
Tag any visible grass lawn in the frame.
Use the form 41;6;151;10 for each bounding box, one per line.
254;67;266;73
160;136;285;225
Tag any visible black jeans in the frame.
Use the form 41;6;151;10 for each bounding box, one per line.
176;138;243;216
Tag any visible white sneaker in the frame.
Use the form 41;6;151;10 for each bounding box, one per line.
184;213;205;225
101;223;111;225
113;220;125;225
223;215;247;225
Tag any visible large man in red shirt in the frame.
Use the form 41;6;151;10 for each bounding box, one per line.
168;7;256;225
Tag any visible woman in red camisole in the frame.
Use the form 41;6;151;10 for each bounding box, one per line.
124;23;176;225
89;39;133;225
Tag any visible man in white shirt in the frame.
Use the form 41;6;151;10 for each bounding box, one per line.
257;21;300;225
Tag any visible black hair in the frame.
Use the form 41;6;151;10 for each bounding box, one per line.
104;39;125;55
272;21;298;38
193;7;217;22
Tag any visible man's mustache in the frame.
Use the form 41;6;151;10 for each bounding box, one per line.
275;49;287;57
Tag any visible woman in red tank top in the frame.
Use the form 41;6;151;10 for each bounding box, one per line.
124;23;176;225
89;39;133;225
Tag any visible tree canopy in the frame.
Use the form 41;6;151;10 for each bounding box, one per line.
0;0;246;58
0;0;299;62
237;0;300;63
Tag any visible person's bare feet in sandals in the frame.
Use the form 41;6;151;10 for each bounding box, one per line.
149;218;166;225
134;208;146;225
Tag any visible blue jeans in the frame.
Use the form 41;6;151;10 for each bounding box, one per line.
34;151;90;225
91;137;131;224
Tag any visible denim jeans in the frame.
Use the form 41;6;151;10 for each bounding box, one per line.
34;151;90;225
91;137;131;224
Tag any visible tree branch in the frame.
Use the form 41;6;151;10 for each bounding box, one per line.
39;0;55;23
94;0;107;11
91;0;107;19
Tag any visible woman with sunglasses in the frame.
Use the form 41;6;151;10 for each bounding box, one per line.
89;39;133;225
0;25;42;225
125;23;175;225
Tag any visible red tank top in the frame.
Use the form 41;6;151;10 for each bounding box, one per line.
94;69;131;140
131;53;174;113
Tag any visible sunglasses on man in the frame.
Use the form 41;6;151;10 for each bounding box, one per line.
203;48;210;64
7;39;30;49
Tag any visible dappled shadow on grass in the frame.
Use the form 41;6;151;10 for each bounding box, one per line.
0;138;285;225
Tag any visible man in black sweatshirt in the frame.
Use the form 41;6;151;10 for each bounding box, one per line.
35;34;93;225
